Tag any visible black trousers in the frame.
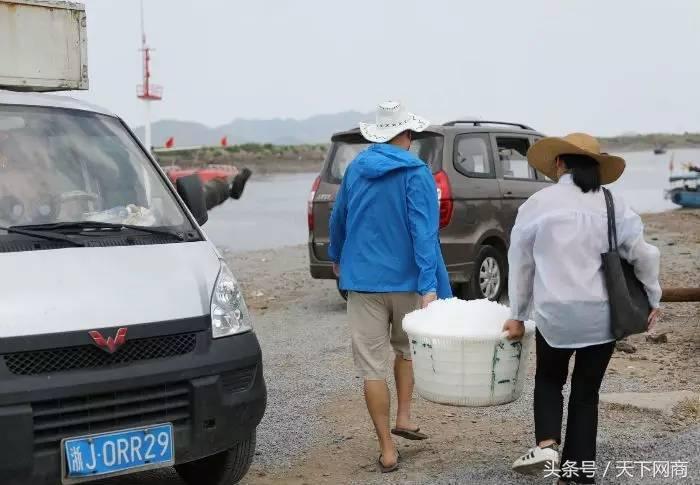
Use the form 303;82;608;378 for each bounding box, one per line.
534;329;615;484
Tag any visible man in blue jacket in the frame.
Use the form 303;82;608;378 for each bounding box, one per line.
329;101;451;472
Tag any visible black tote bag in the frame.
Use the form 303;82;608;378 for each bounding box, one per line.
601;188;651;339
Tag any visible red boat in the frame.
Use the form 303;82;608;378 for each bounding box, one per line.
164;165;238;185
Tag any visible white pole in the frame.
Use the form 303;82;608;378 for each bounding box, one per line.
144;100;151;153
140;0;145;44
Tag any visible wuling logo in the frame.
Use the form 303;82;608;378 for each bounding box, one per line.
88;328;128;353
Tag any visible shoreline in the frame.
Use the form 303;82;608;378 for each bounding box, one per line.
153;137;700;180
160;147;695;177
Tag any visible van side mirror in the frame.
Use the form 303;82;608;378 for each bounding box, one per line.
176;174;208;226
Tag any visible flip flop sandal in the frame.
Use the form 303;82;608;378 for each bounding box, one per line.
391;427;428;440
377;451;400;473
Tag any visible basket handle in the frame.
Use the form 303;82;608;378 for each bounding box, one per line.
500;330;520;342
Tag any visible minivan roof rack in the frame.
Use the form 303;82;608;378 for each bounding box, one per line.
442;120;534;130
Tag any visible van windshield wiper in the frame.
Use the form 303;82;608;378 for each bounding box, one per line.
0;224;85;247
13;221;186;241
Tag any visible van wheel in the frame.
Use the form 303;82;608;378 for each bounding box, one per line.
465;245;506;301
336;279;348;301
175;432;256;485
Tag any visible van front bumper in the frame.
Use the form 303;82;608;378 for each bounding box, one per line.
0;317;266;484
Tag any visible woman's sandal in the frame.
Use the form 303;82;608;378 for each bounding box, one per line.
391;427;428;440
377;450;401;473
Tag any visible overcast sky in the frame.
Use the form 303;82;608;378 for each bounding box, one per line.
72;0;700;136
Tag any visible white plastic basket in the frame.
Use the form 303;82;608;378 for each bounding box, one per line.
407;328;535;406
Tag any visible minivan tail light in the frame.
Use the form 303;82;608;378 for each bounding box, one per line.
308;175;321;231
434;170;453;229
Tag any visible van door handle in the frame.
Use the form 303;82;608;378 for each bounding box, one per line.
504;191;514;196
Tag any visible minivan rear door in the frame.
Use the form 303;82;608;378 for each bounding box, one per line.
310;130;443;262
310;134;365;261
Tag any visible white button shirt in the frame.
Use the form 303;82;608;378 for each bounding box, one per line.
508;174;662;348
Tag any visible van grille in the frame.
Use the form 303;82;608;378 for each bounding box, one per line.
3;333;197;376
32;381;191;452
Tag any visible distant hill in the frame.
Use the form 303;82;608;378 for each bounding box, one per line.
600;132;700;152
134;111;371;147
135;111;700;152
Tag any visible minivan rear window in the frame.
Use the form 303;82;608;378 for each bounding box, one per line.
327;136;443;181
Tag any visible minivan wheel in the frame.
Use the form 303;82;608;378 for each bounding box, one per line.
336;279;348;301
465;245;506;301
175;431;256;485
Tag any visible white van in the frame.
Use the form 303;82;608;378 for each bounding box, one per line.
0;89;267;484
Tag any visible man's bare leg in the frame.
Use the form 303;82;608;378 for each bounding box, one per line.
364;379;398;466
394;354;418;431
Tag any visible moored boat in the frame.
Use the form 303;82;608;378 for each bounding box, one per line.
668;189;700;208
665;173;700;208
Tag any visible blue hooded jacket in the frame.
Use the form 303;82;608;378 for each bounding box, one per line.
328;143;452;298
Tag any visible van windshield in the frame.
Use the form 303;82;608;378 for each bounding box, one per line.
0;105;189;231
328;135;443;181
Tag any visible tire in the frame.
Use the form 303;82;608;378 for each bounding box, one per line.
175;431;256;485
463;245;507;301
204;184;219;210
230;168;252;200
336;279;348;301
212;179;230;205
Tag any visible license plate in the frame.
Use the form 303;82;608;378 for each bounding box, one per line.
62;423;174;483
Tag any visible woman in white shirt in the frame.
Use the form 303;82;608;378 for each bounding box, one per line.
502;133;661;485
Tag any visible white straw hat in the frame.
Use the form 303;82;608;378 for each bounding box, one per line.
359;101;430;143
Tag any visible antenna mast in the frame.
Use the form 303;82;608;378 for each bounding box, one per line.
136;0;162;153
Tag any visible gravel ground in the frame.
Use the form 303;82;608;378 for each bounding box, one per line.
98;211;698;485
232;241;697;485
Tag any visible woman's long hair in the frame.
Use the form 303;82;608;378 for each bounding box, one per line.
560;154;601;193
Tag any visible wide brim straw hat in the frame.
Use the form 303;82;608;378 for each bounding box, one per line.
359;101;430;143
527;132;626;185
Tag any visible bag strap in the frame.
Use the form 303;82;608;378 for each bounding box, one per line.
602;187;618;251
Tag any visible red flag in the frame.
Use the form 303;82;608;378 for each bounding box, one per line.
164;136;174;148
220;136;228;147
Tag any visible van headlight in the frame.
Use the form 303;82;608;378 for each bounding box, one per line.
211;262;253;338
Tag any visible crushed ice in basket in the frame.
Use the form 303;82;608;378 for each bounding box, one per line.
402;298;535;338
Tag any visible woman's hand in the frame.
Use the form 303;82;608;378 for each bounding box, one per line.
332;262;340;278
647;308;661;332
502;319;525;341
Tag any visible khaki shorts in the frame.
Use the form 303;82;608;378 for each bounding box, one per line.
347;291;421;380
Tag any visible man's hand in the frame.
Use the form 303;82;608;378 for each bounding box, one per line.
502;319;525;341
332;262;340;278
421;292;437;309
647;308;661;332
